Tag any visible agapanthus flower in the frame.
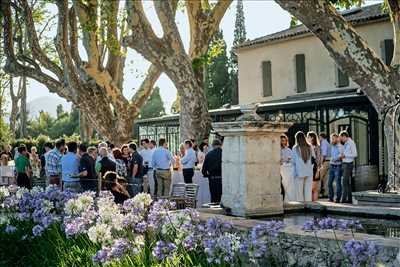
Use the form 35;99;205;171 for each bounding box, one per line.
108;238;131;260
92;248;110;264
147;199;176;229
152;241;177;261
338;219;363;231
4;225;17;234
302;218;363;232
242;221;285;262
135;221;147;233
0;187;10;199
204;232;241;264
343;239;378;267
32;224;44;237
88;223;112;244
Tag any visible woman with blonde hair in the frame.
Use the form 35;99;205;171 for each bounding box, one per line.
292;131;315;202
307;131;322;201
280;134;294;202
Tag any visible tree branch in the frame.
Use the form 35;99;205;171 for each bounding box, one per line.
276;0;397;110
55;0;81;100
130;64;161;115
73;0;100;68
68;7;82;67
186;0;232;58
387;0;400;67
105;0;122;83
210;0;232;25
124;0;166;65
19;0;64;80
1;0;71;100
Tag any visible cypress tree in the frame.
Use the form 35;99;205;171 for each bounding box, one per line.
229;0;246;105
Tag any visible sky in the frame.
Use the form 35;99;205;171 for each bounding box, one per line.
22;0;381;114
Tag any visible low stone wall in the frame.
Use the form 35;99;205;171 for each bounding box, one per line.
198;210;400;266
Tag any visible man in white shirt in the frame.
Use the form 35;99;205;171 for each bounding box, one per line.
339;131;358;203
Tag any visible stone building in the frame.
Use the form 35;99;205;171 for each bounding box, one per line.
135;3;391;190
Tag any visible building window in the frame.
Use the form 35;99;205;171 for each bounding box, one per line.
262;60;272;97
381;39;394;65
336;67;349;88
295;54;306;93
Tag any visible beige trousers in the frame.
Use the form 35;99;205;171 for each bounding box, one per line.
320;161;330;196
155;170;171;197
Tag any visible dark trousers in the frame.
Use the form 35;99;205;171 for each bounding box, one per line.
209;176;222;203
127;176;143;197
342;162;353;203
17;173;31;189
183;168;194;184
153;170;158;196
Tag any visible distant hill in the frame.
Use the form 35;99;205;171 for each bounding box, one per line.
27;96;71;118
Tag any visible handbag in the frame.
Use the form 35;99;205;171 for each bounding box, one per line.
311;157;321;181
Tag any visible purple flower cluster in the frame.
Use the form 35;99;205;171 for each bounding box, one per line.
200;218;241;264
147;199;176;229
0;186;75;238
1;185;381;266
152;240;177;261
242;220;285;261
32;224;44;237
92;238;133;264
4;225;17;234
302;217;363;232
343;239;378;267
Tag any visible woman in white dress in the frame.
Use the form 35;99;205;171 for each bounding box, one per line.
292;131;315;202
197;142;209;169
280;134;294;202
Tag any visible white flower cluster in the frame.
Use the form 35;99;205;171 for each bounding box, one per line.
97;195;124;230
65;193;94;216
30;186;44;196
16;187;29;199
132;193;152;209
0;187;10;199
88;223;113;244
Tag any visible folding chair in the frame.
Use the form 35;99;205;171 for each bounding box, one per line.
184;183;199;208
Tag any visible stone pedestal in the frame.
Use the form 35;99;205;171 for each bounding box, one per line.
213;117;291;217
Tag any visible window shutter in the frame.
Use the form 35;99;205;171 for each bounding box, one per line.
295;54;306;93
262;61;272;97
337;67;349;87
381;39;394;65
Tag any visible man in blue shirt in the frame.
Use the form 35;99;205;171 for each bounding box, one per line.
61;142;81;192
181;140;197;183
152;138;175;197
328;134;344;202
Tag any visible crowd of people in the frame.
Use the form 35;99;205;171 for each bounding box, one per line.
280;130;358;204
1;129;358;206
0;137;224;205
